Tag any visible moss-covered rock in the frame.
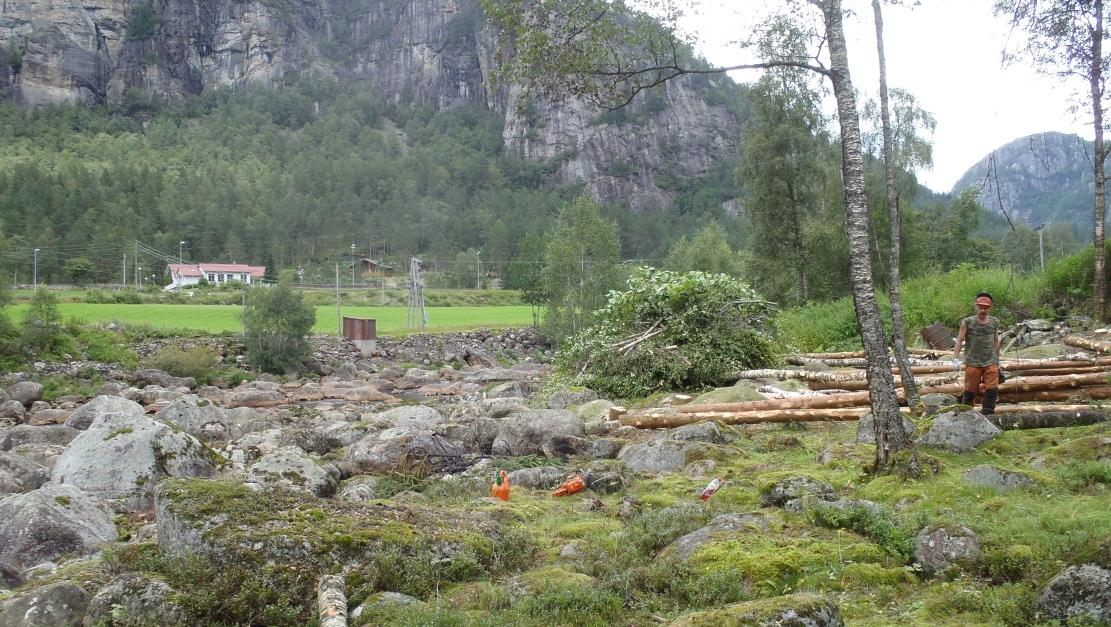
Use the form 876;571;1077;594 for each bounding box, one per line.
669;592;844;626
692;383;765;405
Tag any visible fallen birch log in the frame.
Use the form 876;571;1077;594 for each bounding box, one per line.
318;575;347;627
996;386;1111;404
1063;335;1111;354
621;404;1099;428
787;356;937;367
1009;366;1111;378
808;373;961;391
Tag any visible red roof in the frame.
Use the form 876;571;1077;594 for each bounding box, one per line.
169;263;266;278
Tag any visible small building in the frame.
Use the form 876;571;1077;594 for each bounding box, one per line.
165;263;266;291
350;258;397;280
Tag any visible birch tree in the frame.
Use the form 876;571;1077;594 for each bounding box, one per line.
484;0;913;468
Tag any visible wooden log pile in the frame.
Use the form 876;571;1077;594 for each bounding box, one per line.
624;342;1111;429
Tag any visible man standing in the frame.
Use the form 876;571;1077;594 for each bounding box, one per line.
952;292;1002;414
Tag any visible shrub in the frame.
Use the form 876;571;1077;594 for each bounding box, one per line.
21;290;75;358
145;346;218;382
242;275;316;374
809;502;915;561
79;328;138;367
558;267;781;398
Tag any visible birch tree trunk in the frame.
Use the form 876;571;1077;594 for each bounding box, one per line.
1092;0;1108;320
820;0;910;469
873;0;920;410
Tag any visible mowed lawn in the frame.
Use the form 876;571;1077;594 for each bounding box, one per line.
5;304;535;335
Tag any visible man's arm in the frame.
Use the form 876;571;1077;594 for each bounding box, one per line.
952;321;967;359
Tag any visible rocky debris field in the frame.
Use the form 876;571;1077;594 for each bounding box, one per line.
0;335;1107;626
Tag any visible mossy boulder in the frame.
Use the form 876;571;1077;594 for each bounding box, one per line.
918;410;1001;452
914;523;981;576
692;383;765;405
0;483;117;568
64;395;144;431
962;465;1035;492
82;573;188;626
669;593;844;626
153;478;515;588
1036;563;1110;624
576;399;615;421
759;475;835;508
51;412;218;508
0;581;88;627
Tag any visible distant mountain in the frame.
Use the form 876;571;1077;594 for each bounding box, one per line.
951;132;1098;231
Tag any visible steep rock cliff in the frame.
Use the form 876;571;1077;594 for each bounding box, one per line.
0;0;739;210
951;131;1097;228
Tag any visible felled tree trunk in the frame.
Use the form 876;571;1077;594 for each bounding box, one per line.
620;404;1100;429
318;575;347;627
1063;335;1111;353
808;373;961;391
998;386;1111;403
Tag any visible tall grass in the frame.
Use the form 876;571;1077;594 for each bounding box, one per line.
778;264;1048;352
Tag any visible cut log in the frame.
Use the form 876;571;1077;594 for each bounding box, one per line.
999;386;1111;403
787;357;937;368
318;575;347;627
989;409;1109;430
1063;335;1111;354
807;373;961;391
620;404;1098;429
1009;366;1111;377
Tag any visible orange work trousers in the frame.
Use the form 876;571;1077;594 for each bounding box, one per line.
963;364;999;395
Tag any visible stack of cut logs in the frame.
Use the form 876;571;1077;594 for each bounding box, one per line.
617;335;1111;429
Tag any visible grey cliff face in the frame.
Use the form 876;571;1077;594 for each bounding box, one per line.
0;0;738;210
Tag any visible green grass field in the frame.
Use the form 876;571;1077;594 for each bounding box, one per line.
5;303;535;336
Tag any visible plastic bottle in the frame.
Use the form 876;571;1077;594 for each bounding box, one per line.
699;478;723;502
551;473;586;497
491;469;510;501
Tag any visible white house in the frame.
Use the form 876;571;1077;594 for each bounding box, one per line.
165;263;266;291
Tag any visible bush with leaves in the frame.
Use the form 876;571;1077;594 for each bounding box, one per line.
558;267;782;398
242;274;316;374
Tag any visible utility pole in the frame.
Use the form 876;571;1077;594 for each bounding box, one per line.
1033;224;1046;272
336;262;341;336
476;251;481;290
32;248;40;289
350;243;356;286
134;241;139;288
138;266;143;289
122;253;127;287
179;240;186;263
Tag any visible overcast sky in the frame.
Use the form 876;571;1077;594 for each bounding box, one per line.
677;0;1092;193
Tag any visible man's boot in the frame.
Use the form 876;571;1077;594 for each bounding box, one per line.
959;391;975;406
982;389;999;415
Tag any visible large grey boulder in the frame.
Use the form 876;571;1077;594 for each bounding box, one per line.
64;395;144;430
0;451;50;495
914;523;981;575
507;466;569;489
547;387;599;410
1036;564;1111;624
0;581;89;627
82;573;188;626
669;421;728;444
225;387;285;409
618;439;709;475
51;412;217;507
394;368;441;389
1;425;79;451
576;399;615;422
664;513;770;562
10;381;45;407
491;409;586;457
0;400;26;425
856;412;918;444
760;476;836;508
247;446;338;497
376;405;445;430
920;393;958;417
963;465;1035;491
477;397;529;418
155;396;237;442
336;476;381;503
0;484;117;568
346;429;462;477
919;410;1001;452
134;369;195;390
486;381;524;398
